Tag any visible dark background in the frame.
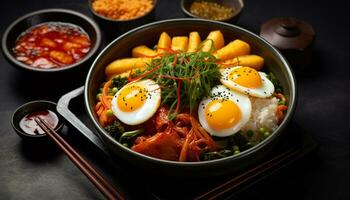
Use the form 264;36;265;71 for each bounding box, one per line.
0;0;349;199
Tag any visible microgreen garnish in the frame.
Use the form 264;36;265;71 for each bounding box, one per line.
130;50;221;119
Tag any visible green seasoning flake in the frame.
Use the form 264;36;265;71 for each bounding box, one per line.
189;0;235;21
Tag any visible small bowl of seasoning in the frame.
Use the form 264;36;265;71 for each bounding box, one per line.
181;0;244;23
2;9;101;73
11;100;64;139
88;0;157;38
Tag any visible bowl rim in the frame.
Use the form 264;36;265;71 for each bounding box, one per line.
88;0;157;22
85;18;297;166
11;100;64;138
1;8;102;73
180;0;245;22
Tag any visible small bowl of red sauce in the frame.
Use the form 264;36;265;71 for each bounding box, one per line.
2;9;101;73
11;100;64;139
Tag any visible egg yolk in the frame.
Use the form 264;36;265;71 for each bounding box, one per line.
205;99;241;130
117;85;147;112
229;67;262;88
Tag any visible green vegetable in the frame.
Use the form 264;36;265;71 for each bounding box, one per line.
233;150;240;155
259;127;267;133
119;129;144;144
104;120;125;138
106;109;114;117
263;131;271;138
267;72;283;93
111;87;118;94
198;39;216;53
96;93;102;100
278;100;286;105
246;141;258;147
111;76;128;90
202;149;232;161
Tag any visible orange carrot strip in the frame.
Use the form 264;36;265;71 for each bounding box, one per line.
97;106;104;116
99;110;108;127
101;80;112;109
95;101;102;112
179;131;191;162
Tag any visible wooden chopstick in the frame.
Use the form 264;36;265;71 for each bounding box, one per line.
194;147;300;200
34;117;124;200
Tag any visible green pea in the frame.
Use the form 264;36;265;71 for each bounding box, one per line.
246;142;256;147
233;145;239;151
112;87;118;94
234;150;240;155
264;131;271;138
106;109;114;117
259;127;267;133
96;93;102;100
122;143;129;148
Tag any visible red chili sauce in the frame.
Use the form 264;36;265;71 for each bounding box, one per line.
13;22;91;69
19;110;59;135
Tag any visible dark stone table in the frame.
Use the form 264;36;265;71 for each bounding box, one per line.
0;0;348;199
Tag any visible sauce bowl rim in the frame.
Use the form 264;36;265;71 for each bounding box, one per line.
11;100;64;138
1;8;102;73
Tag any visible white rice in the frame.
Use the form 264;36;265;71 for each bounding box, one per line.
241;97;279;134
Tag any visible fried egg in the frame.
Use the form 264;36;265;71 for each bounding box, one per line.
220;66;274;98
111;79;161;125
198;85;252;137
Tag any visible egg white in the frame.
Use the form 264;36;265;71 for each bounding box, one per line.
220;66;275;98
111;79;161;125
198;85;252;137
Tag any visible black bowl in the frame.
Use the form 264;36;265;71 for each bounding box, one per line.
88;0;157;40
85;18;296;177
1;9;102;73
181;0;244;23
11;100;64;139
